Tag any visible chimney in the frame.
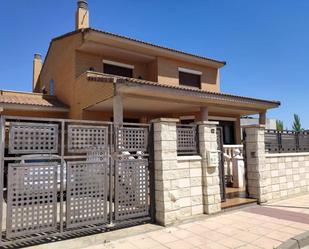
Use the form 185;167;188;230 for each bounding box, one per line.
76;0;89;30
32;53;42;91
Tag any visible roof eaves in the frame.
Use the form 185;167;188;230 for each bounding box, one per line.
49;27;226;67
124;79;281;107
86;28;226;67
0;90;70;110
0;103;69;112
86;72;281;107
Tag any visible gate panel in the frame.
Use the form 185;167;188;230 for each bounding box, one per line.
115;159;149;220
67;125;108;153
116;127;148;152
9;122;58;154
6;163;58;238
66;161;108;228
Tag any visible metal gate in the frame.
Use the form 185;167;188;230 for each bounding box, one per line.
217;127;226;202
0;116;154;247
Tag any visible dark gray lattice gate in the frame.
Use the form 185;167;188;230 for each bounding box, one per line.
0;116;153;247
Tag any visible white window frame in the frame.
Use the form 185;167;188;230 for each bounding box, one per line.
103;60;135;69
178;67;202;76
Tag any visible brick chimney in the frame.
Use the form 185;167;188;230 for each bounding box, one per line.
32;53;42;91
76;0;89;30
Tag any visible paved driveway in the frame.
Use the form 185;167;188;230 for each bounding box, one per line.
30;194;309;249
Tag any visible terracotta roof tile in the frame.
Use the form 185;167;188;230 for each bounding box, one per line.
86;72;281;107
0;90;69;110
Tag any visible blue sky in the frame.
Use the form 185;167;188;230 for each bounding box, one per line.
1;0;308;128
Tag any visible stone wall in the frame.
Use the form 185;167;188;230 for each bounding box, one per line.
152;118;178;225
198;121;221;214
152;118;221;226
244;125;268;203
244;125;309;203
265;153;309;201
155;155;204;224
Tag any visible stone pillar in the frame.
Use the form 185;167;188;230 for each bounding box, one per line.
151;118;179;226
198;121;221;214
244;125;270;203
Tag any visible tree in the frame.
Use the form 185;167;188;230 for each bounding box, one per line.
292;114;302;132
276;120;284;131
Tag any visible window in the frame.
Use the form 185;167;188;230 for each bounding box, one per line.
103;60;134;78
49;79;54;95
179;68;202;88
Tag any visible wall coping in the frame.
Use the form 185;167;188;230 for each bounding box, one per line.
196;121;219;125
150;118;179;123
242;124;266;129
177;155;202;161
265;152;309;158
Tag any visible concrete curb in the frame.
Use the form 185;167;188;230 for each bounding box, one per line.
278;231;309;249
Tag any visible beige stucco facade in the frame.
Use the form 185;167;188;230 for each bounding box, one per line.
36;29;223;117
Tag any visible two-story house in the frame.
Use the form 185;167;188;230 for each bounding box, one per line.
0;0;280;145
0;2;284;243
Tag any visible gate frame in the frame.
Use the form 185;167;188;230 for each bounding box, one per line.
0;115;154;247
216;127;226;202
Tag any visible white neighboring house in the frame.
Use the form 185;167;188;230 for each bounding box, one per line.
241;116;277;130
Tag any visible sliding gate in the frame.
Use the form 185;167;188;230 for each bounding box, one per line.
0;116;153;247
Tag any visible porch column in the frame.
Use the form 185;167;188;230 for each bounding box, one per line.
234;116;241;144
139;116;148;123
200;106;209;121
151;118;179;226
113;94;123;125
198;121;221;214
259;111;266;125
244;125;270;203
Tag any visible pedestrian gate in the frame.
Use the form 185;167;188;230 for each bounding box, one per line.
0;116;154;247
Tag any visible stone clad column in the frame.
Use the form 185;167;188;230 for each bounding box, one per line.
244;125;270;203
198;121;221;214
151;118;179;226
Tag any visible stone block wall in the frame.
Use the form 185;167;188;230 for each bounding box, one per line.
264;153;309;201
244;125;309;203
152;118;220;226
198;121;221;214
244;125;268;203
176;156;204;216
152;118;178;225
